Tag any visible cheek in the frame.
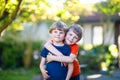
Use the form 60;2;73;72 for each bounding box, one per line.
65;36;68;41
65;34;69;39
62;34;65;37
61;35;65;39
73;39;78;43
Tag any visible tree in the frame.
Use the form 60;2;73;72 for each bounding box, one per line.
0;0;22;36
0;0;83;36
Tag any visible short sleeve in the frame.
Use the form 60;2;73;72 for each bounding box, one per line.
40;48;48;58
70;44;79;55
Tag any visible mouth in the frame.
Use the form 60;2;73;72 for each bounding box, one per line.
55;37;60;38
68;40;72;43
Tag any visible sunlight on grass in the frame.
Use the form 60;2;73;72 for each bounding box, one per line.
0;67;40;80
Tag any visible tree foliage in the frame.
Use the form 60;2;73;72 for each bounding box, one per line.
95;0;120;15
0;0;83;36
0;0;22;36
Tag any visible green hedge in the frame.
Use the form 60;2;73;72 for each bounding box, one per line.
0;40;42;69
78;44;118;71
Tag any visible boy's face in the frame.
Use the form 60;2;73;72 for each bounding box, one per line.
51;29;65;43
65;30;78;45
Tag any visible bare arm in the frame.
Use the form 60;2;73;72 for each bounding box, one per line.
45;41;77;62
66;63;73;80
47;53;76;63
44;41;63;56
39;57;50;79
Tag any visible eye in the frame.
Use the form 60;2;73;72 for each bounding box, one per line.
69;33;72;36
53;30;58;33
73;36;78;40
74;37;78;40
60;31;64;34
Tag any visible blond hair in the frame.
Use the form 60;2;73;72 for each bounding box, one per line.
49;21;67;33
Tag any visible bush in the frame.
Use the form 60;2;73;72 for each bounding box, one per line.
78;45;117;71
0;40;43;69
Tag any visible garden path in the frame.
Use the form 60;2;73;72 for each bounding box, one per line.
32;69;120;80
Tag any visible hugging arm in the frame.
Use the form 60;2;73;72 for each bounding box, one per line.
44;41;63;56
47;54;76;63
44;41;76;63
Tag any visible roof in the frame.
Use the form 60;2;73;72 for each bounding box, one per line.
77;12;120;23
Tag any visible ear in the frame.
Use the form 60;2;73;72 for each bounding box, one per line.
49;32;52;36
77;39;80;43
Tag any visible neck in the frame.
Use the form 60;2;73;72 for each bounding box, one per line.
53;41;64;46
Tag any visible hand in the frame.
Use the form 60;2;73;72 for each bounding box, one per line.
46;54;53;63
61;62;68;66
41;69;50;79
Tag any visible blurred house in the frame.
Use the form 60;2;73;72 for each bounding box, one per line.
21;22;50;42
77;12;120;47
20;11;120;48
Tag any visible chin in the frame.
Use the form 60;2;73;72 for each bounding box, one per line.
66;42;71;45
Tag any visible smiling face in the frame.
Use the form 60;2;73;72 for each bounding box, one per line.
65;30;79;45
51;29;65;43
49;21;67;44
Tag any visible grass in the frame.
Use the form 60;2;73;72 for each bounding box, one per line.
0;67;40;80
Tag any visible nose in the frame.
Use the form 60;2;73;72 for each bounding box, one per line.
69;36;74;41
56;32;60;36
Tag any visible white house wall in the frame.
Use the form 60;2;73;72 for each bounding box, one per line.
21;22;115;45
21;22;50;42
82;24;92;44
81;22;114;45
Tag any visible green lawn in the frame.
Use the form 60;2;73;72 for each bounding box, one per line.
0;67;40;80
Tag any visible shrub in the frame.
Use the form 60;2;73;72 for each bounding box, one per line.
78;44;118;71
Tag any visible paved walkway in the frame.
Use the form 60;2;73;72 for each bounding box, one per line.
32;69;120;80
83;69;120;80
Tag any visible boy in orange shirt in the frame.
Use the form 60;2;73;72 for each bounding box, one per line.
44;24;83;80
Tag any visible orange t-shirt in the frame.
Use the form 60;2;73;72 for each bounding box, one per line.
70;44;81;77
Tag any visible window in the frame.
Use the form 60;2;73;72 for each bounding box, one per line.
93;26;103;45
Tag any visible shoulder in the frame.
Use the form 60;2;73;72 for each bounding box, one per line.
61;44;71;51
64;44;70;49
70;44;79;55
41;47;48;51
70;44;78;48
40;47;49;57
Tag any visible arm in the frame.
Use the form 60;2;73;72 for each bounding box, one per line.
44;41;63;56
39;57;50;79
47;53;76;63
66;63;73;80
45;41;78;63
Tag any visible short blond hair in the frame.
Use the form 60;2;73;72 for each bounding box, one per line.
49;21;67;33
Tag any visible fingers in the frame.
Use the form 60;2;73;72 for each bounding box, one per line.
42;70;50;79
61;62;67;66
48;52;52;55
45;71;50;79
43;73;50;79
46;54;53;63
